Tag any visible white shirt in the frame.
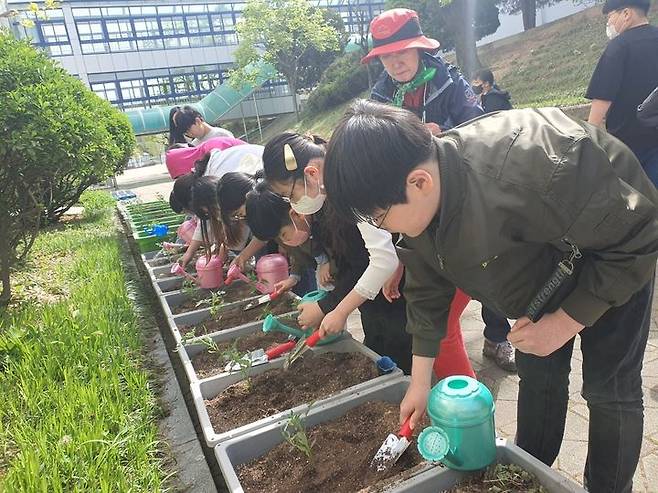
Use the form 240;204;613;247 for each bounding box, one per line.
190;125;234;145
354;222;398;299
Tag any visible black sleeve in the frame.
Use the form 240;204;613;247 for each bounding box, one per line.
484;94;512;112
317;262;361;314
585;39;626;101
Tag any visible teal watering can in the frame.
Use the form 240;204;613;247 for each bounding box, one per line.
417;375;496;471
261;290;343;346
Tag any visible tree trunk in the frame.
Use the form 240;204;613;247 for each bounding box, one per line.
521;0;537;31
0;225;12;308
290;64;300;121
449;0;482;79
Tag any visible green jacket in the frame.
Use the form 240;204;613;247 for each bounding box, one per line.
397;108;658;357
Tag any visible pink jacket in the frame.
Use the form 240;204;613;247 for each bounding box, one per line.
165;137;245;179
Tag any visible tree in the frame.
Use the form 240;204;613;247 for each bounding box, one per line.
296;8;347;91
0;33;134;305
497;0;561;30
386;0;500;78
231;0;340;120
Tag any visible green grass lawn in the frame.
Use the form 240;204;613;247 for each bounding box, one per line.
0;192;168;492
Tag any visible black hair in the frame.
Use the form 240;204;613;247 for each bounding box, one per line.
474;68;494;86
262;132;327;185
245;180;292;241
170;173;196;213
217;172;260;246
168;105;204;146
324;99;434;224
167;142;192;151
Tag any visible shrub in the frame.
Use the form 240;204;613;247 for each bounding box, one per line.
303;52;376;116
0;32;134;305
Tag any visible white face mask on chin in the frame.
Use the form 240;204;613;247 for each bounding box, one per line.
606;23;619;39
290;175;326;215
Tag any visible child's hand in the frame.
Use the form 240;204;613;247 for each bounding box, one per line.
317;262;333;287
425;122;442;136
273;276;298;294
383;262;404;303
179;251;193;269
298;301;324;329
318;309;348;337
400;380;430;430
230;254;247;272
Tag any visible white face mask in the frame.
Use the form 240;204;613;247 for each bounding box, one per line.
290;174;326;215
606;23;619;39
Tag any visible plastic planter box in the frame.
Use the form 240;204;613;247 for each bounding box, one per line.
176;311;305;384
133;230;177;253
192;336;403;448
167;293;298;344
215;378;586;493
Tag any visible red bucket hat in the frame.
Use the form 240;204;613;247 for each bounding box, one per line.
361;8;440;64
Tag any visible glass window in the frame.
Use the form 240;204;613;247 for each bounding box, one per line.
133;19;160;38
72;8;101;18
120;79;145;101
105;19;134;40
160;17;186;36
172;74;197;95
91;82;118;102
146;76;172;97
197;71;221;91
81;42;109;54
164;37;189;49
76;21;104;42
186;15;210;34
104;7;130;16
109;41;134;52
136;38;164;50
46;44;73;56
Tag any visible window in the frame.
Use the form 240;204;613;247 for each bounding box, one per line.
105;19;134;40
81;42;109;54
120;79;145;102
146;77;172;97
41;22;69;44
72;8;101;18
76;21;104;42
172;74;197;95
91;82;118;102
160;17;185;36
197;71;221;91
133;18;160;38
186;15;211;34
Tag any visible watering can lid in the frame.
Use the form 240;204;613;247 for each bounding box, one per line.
417;426;449;462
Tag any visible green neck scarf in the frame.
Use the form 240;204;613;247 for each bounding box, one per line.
392;66;437;107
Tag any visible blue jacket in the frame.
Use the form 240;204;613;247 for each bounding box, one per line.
371;52;483;130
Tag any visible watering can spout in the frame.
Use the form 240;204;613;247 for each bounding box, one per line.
262;314;306;338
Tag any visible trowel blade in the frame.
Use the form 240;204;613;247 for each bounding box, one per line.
223;349;268;372
371;434;411;472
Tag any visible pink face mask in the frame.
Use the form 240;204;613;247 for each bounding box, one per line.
282;212;310;247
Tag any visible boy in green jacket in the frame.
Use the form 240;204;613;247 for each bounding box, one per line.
324;99;658;492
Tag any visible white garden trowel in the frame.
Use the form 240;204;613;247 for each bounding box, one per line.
370;417;413;472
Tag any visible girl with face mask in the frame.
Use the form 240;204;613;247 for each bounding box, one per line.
258;131;476;380
246;182;413;374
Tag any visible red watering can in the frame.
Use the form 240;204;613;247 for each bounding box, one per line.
255;254;289;294
171;255;223;289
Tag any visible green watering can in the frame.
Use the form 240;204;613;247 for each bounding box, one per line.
417;375;496;471
261;290;343;346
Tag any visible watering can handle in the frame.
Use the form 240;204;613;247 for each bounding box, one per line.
170;263;199;285
265;340;297;359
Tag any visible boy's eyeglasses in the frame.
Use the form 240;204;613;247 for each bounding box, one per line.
364;205;391;229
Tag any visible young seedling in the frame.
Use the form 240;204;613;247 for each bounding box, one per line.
208;291;224;318
221;339;252;390
257;304;272;321
179;328;198;346
281;408;315;460
180;278;196;297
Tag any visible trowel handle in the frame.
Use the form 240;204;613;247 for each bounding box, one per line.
399;417;413;440
305;331;322;348
265;340;297;359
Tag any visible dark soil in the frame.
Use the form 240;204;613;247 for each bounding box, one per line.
206;352;379;434
237;401;429;493
172;282;259;314
179;296;296;337
192;330;292;379
448;463;547;492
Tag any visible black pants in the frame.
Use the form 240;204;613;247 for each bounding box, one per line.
516;279;653;493
361;300;412;375
481;305;511;343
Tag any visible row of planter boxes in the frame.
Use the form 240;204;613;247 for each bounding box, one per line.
122;207;586;493
117;200;183;252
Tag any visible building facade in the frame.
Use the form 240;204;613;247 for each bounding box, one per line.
8;0;384;112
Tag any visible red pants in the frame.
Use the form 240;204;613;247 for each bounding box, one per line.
433;289;476;380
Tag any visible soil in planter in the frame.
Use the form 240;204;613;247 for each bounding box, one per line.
237;401;429;493
180;296;296;337
448;463;547;492
206;352;378;434
172;282;259;314
191;330;291;379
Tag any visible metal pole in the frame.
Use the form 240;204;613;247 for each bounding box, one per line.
252;93;263;141
239;102;249;143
